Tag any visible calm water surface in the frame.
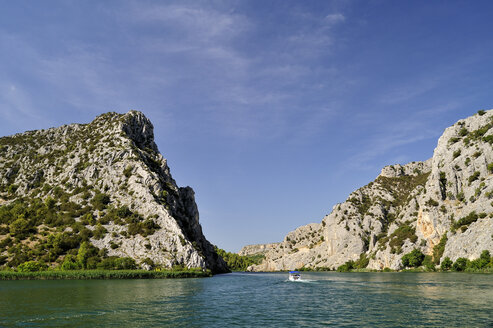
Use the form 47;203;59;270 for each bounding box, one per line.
1;272;492;327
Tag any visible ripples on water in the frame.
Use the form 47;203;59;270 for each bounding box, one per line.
1;272;492;327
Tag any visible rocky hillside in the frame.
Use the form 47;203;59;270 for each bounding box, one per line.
0;111;227;273
238;243;280;256
251;109;493;271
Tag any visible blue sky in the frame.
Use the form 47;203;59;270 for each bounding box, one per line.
1;1;493;252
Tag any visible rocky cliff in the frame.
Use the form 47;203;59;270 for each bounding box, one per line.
238;243;280;256
0;111;228;273
251;109;493;271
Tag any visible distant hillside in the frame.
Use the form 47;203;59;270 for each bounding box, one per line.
250;109;493;271
238;243;280;256
0;111;227;273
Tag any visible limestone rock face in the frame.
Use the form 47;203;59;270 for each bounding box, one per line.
251;109;493;271
238;243;280;256
0;111;227;273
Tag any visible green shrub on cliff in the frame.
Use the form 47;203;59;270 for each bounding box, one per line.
17;261;46;272
337;260;354;272
61;255;81;270
440;257;453;271
432;234;448;264
453;211;479;232
388;223;418;252
401;249;425;268
91;193;111;210
97;257;137;270
452;257;469;271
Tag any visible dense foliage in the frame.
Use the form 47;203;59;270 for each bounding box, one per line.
401;249;425;268
215;247;264;271
439;250;493;272
336;254;370;272
0;268;211;280
0;187;162;270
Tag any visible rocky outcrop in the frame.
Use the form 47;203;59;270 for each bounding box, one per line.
238;243;280;256
0;111;227;273
251;109;493;271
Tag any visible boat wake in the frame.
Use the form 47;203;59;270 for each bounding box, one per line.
286;278;316;283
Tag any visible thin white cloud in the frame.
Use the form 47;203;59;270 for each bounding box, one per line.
341;107;453;172
286;12;346;58
325;13;345;24
124;3;250;44
0;2;348;143
0;82;49;131
380;77;441;105
115;2;348;141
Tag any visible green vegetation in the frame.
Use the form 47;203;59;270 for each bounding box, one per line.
468;171;480;185
336;261;354;272
452;149;461;159
470;122;493;140
440;257;453;271
484;135;493;144
123;165;133;178
127;219;160;237
432;234;448;264
425;198;439;207
0;269;211;280
378;222;418;254
448;137;460;145
91;193;111;210
215;247;264;271
452;257;469;271
422;255;435;271
336;253;370;272
296;266;331;272
375;172;430;209
348;193;372;216
304;249;492;273
439;171;447;200
17;261;46;272
401;249;425;268
400;249;493;272
0;193;164;270
452;211;486;232
458;127;469;137
438;251;493;273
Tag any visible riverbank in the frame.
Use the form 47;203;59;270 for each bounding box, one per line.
0;269;212;280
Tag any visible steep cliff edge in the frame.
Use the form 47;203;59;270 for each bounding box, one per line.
252;109;493;271
0;111;228;273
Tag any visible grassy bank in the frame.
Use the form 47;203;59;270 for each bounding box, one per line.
0;269;212;280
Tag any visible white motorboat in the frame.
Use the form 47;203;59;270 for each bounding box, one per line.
288;271;301;281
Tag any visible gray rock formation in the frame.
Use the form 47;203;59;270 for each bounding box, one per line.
238;243;280;256
0;111;228;273
251;109;493;271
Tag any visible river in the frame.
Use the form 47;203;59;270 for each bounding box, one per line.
1;272;492;327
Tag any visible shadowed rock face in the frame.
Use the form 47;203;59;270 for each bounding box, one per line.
251;109;493;271
0;110;228;273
